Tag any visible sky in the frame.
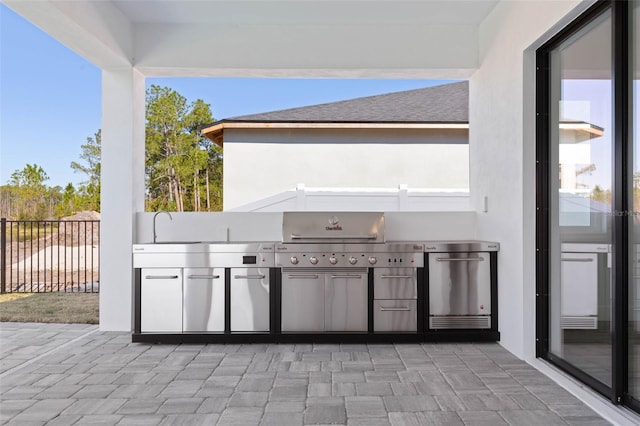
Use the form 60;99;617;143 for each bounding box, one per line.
0;4;453;189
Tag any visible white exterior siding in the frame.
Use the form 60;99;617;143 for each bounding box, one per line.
222;128;469;210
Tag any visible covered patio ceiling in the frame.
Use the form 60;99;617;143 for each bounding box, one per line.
3;0;499;78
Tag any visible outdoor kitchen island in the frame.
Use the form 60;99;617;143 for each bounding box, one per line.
132;212;499;344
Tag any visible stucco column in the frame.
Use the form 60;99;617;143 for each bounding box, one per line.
100;67;145;331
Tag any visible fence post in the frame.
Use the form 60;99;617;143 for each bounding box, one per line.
1;218;6;294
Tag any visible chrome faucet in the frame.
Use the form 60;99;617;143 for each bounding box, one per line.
153;211;173;243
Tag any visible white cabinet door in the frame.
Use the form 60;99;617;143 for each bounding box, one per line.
141;268;182;332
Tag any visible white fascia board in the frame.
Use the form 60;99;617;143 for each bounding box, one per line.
3;0;133;69
135;66;479;79
202;121;469;134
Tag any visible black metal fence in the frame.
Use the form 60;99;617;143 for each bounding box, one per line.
0;218;100;293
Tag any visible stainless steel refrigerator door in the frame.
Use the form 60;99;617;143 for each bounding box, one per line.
281;270;325;332
428;252;491;316
230;267;270;332
183;268;225;332
324;270;368;332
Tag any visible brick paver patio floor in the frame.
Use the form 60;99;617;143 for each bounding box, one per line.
0;322;612;425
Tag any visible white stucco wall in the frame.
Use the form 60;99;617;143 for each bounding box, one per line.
470;0;593;359
222;128;469;210
134;211;478;244
100;67;146;331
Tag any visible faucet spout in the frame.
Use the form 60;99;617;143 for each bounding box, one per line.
153;211;173;243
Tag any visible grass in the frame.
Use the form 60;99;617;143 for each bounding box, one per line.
8;223;58;242
0;292;99;324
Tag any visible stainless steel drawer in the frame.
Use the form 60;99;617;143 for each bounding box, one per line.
374;268;417;299
373;299;417;332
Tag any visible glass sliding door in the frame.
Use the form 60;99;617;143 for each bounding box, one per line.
629;0;640;402
538;0;640;410
546;8;613;388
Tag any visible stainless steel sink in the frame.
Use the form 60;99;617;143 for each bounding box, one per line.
151;241;203;244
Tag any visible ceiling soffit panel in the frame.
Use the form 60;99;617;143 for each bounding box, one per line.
4;0;133;69
133;22;479;78
113;0;498;26
119;0;498;78
5;0;500;77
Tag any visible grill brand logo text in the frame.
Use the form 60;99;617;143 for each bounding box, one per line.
326;215;343;231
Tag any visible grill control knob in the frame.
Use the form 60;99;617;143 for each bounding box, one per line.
309;256;319;265
348;256;358;265
329;256;338;265
290;256;299;265
368;256;377;265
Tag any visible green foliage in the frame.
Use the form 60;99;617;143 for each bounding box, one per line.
145;85;223;211
70;130;101;185
1;147;101;219
70;130;101;212
1;164;58;219
10;163;49;188
591;184;612;205
1;86;222;218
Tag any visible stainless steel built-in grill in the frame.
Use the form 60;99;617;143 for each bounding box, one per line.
276;243;423;269
276;212;423;333
277;212;422;268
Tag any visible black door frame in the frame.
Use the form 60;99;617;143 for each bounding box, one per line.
536;0;633;408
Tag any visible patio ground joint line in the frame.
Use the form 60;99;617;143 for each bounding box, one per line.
0;325;99;379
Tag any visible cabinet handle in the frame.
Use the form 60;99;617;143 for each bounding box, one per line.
188;275;220;279
380;275;413;279
330;274;363;279
435;258;484;262
287;274;319;279
144;275;179;280
380;306;412;311
233;274;266;279
561;258;594;262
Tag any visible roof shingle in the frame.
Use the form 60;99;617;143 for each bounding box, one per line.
224;80;468;123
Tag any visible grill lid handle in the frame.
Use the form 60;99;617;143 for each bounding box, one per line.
289;233;378;240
